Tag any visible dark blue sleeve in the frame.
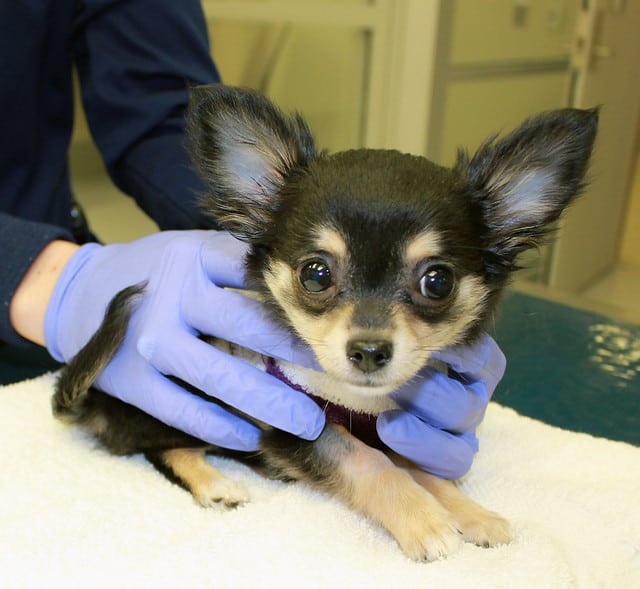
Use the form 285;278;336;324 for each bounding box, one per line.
74;0;222;230
0;213;73;346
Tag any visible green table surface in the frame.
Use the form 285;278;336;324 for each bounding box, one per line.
491;291;639;446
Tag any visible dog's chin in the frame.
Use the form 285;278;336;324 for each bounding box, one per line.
321;363;417;395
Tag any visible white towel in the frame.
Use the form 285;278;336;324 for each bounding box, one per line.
1;372;638;589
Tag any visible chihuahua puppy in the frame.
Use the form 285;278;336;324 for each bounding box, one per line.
53;85;597;561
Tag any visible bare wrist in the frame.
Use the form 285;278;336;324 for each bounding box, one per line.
10;240;80;346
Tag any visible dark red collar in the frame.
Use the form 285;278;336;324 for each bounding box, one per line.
264;358;384;449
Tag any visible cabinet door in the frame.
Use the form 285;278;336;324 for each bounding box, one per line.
549;0;640;290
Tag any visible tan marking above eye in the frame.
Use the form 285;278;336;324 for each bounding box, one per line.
311;225;348;262
403;231;443;269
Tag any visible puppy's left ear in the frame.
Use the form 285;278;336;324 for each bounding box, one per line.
457;108;598;274
187;84;317;241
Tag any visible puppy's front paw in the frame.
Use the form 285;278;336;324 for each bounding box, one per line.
194;477;250;509
358;470;463;561
394;500;463;562
403;467;512;551
457;506;512;547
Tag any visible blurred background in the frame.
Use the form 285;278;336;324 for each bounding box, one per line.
69;0;640;324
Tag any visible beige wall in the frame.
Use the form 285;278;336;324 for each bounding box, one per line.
620;124;640;266
435;72;569;166
427;0;575;167
72;0;640;271
209;20;364;152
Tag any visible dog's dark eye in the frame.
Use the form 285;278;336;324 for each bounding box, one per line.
300;260;333;292
419;265;455;299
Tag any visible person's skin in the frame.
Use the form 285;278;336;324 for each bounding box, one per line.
9;240;79;346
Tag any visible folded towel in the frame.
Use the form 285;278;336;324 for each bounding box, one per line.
1;372;638;588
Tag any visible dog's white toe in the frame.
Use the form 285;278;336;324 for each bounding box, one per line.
389;496;463;561
459;508;513;547
195;477;250;508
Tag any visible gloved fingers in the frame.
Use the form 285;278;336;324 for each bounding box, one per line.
431;333;506;387
183;284;321;370
376;411;478;480
43;243;105;362
391;367;489;434
199;231;250;289
108;371;263;451
140;333;325;440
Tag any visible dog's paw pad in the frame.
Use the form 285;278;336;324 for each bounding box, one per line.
195;478;250;508
459;509;512;547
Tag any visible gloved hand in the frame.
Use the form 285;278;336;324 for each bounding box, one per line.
45;230;326;451
377;333;505;479
45;228;503;470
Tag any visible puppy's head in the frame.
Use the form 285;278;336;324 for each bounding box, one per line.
188;85;597;391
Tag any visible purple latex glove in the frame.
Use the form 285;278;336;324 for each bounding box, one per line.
45;230;325;451
377;333;506;479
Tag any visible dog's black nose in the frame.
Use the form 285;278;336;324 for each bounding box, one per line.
347;340;393;373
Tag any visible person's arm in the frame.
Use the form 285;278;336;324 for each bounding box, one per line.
0;212;75;346
9;240;79;346
74;0;221;230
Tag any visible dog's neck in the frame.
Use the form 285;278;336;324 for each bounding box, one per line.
214;338;398;443
263;359;390;449
273;359;399;416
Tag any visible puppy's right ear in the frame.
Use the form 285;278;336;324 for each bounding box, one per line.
187;84;317;241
